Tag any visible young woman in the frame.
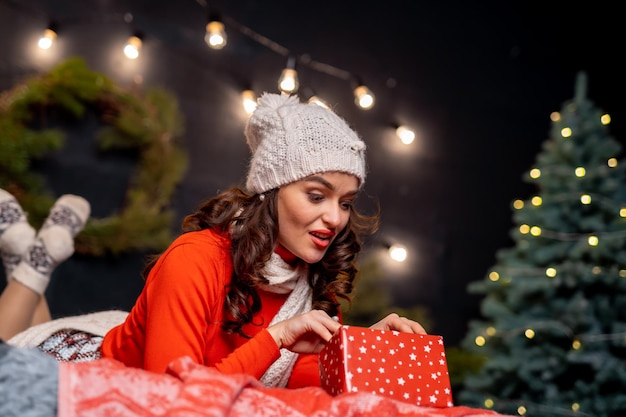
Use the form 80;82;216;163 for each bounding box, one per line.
0;93;425;390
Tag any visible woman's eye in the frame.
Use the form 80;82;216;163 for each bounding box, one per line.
340;200;354;210
308;193;324;203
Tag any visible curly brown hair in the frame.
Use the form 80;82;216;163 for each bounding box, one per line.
142;186;379;337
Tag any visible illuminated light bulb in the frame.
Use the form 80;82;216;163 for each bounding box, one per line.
205;21;227;49
601;114;611;125
580;194;591;204
620;269;626;278
575;167;586;177
278;69;298;93
38;28;57;49
530;226;541;236
561;127;572;138
571;403;580;412
545;267;557;278
486;326;496;336
524;329;535;339
388;244;407;262
550;112;561;122
519;224;530;234
529;168;541;179
353;85;375;110
395;125;415;145
620;208;626;217
474;336;486;346
308;95;330;109
588;235;599;246
278;56;299;94
241;90;257;115
488;271;500;281
513;199;524;209
531;196;542;206
484;399;494;409
592;266;601;274
572;339;581;350
123;35;142;59
517;406;527;415
608;157;618;167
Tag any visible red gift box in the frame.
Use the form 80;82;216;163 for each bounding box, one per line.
319;326;454;408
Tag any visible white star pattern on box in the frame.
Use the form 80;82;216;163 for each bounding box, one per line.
319;326;454;408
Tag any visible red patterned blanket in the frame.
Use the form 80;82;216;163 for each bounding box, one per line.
59;356;512;417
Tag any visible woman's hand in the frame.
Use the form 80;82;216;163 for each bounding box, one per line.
369;313;427;334
266;310;342;354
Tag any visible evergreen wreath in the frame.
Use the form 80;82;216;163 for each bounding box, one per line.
0;57;188;256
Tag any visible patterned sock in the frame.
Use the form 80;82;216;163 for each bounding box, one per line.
0;189;37;279
11;194;90;294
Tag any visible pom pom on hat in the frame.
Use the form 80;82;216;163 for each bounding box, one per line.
244;93;367;193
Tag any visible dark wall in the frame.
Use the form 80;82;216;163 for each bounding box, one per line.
1;0;624;346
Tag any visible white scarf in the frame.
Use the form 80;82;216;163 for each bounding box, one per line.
258;252;312;388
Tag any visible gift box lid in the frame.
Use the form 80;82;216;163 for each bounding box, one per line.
319;326;453;408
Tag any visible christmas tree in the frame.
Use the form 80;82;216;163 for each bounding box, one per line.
458;73;626;417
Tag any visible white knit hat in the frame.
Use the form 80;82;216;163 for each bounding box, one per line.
245;93;366;193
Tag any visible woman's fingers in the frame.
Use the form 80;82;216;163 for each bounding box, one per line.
369;313;427;335
267;310;342;353
268;310;426;356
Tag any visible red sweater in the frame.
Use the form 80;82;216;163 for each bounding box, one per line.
100;229;320;388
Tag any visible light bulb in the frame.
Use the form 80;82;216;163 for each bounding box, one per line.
395;125;415;144
38;28;57;50
242;90;257;115
205;21;227;49
354;85;375;110
123;35;142;59
308;95;330;109
278;56;299;94
278;68;298;94
388;244;407;262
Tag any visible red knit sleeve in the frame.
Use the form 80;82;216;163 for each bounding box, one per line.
142;238;221;372
141;233;280;377
212;329;281;380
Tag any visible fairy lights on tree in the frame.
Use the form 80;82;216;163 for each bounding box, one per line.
459;72;626;417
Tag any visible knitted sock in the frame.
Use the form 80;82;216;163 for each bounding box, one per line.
0;189;37;279
0;339;59;417
11;195;90;294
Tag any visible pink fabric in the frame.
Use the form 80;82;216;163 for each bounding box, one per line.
59;356;512;417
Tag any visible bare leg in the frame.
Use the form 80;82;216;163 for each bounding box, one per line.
0;191;90;341
0;189;38;340
0;280;40;341
31;297;52;327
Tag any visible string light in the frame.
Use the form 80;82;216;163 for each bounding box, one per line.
205;11;227;49
308;95;330;109
388;244;408;262
395;125;416;145
476;397;597;417
353;84;375;110
24;4;379;111
278;55;299;94
561;127;572;138
300;87;330;109
123;33;143;59
241;89;257;115
37;24;58;50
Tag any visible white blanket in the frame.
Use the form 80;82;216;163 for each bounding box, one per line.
7;310;128;348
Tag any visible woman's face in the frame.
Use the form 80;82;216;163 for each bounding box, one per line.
276;172;359;264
